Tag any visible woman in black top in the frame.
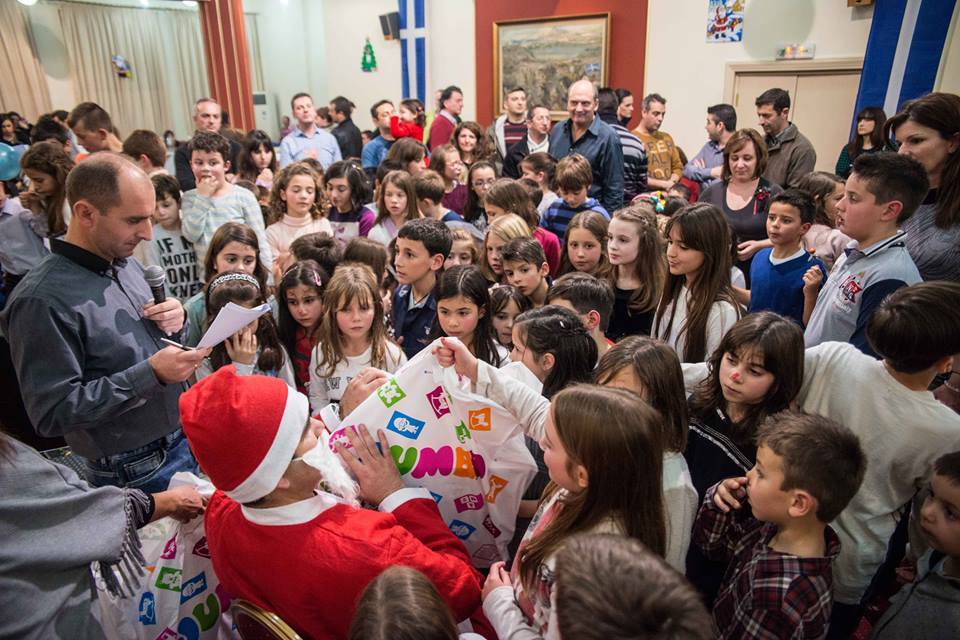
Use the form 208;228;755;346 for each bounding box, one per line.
698;128;783;286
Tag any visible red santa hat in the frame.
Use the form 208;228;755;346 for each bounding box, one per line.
179;366;308;503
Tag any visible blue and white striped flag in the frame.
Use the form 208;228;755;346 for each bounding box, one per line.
854;0;957;120
399;0;427;103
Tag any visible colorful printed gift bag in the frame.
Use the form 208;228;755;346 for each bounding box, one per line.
96;473;238;640
333;339;538;567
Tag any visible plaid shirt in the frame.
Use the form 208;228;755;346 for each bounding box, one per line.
693;483;841;640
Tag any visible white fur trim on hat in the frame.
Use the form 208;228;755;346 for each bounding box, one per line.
226;385;309;503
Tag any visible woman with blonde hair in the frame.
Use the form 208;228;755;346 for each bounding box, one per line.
481;213;531;283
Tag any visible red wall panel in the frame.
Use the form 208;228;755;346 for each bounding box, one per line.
474;0;648;125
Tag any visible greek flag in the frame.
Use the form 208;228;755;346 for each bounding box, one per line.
853;0;956;120
399;0;427;103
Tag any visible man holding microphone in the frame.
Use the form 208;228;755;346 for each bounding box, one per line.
0;153;210;493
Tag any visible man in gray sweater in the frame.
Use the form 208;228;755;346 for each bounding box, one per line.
0;154;210;493
756;88;816;188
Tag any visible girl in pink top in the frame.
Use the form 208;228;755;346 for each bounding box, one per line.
798;171;851;270
266;164;333;279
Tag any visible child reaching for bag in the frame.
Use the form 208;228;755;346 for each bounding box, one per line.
435;335;665;639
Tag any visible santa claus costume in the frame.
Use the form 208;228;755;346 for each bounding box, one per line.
180;366;484;639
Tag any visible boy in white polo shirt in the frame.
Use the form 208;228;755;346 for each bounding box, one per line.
804;153;927;356
800;281;960;637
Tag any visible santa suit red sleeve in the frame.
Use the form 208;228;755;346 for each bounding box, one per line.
380;489;483;621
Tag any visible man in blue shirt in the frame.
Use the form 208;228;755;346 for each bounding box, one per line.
683;103;736;189
361;100;396;174
279;92;342;169
549;79;625;214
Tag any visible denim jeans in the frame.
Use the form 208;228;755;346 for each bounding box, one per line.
82;429;200;494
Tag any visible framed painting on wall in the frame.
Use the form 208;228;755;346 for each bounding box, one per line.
493;13;610;119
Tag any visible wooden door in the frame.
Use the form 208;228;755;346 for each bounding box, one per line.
792;71;862;172
731;69;861;174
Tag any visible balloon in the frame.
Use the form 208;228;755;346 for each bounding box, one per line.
0;143;23;181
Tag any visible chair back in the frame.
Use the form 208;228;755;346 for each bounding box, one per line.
231;599;303;640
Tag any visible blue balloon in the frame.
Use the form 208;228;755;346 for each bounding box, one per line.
0;143;23;181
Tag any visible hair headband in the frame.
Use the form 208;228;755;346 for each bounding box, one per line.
208;272;260;294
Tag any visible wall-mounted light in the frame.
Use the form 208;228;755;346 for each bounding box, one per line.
182;1;198;6
17;0;40;7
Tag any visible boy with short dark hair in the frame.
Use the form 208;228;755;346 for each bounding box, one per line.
804;152;927;355
502;237;550;308
541;153;609;238
180;131;273;278
743;188;827;326
122;129;167;176
694;411;867;640
392;218;452;358
555;533;712;640
870;451;960;639
414;170;461;223
546;272;615;361
145;174;202;300
66;101;123;153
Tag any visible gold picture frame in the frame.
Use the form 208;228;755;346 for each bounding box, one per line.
493;13;610;120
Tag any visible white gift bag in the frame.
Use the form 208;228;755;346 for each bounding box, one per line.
333;339;538;567
95;473;238;640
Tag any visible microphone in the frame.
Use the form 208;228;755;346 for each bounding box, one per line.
143;265;167;304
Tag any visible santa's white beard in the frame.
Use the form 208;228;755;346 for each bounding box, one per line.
300;432;360;505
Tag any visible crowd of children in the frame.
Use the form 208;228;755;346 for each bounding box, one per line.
126;127;960;639
4;92;960;640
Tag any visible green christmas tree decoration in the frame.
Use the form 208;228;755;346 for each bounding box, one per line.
362;38;377;73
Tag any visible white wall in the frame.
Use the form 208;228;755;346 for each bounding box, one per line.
247;0;476;132
244;0;311;127
643;0;873;155
427;0;475;119
936;0;960;94
26;2;76;110
321;0;403;127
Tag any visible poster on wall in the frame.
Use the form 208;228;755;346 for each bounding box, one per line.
111;55;132;78
493;13;609;119
706;0;744;43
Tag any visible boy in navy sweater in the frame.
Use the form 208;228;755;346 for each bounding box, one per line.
541;153;609;238
744;189;826;326
391;218;452;358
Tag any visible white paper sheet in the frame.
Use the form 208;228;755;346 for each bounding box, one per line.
196;301;270;348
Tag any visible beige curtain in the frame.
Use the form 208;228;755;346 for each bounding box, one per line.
58;2;208;138
245;13;264;91
156;9;209;137
0;0;53;119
